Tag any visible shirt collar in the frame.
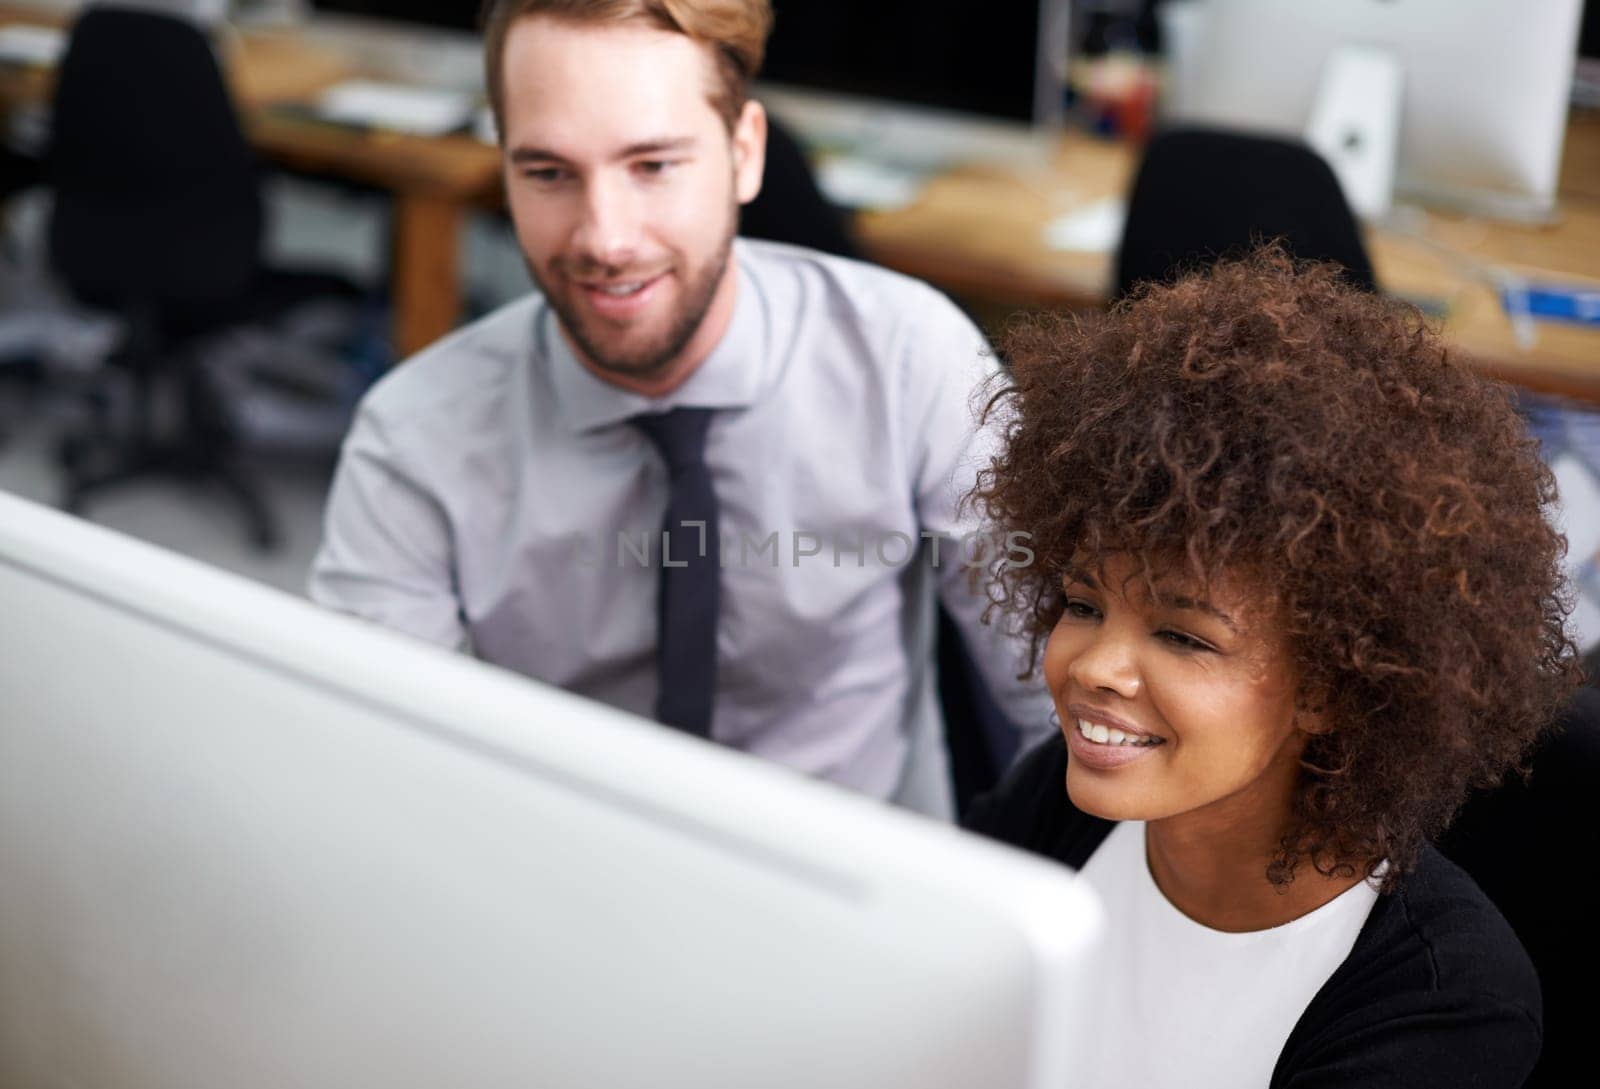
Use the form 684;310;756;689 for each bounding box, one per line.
543;245;768;434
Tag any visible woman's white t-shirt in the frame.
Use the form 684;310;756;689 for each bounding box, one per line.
1071;821;1380;1088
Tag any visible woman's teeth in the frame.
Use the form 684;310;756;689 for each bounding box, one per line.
1076;719;1161;747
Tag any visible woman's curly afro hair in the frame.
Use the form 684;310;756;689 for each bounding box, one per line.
974;246;1581;889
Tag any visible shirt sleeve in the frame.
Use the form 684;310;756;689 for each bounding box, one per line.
1273;990;1541;1089
900;289;1057;756
308;402;468;651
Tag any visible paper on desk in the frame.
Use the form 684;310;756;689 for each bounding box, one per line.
815;157;926;212
0;25;65;67
1043;198;1128;254
316;80;476;137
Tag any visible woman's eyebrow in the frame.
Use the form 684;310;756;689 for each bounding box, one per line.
1062;567;1238;630
1163;595;1239;632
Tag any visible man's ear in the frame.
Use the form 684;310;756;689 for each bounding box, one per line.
732;98;767;206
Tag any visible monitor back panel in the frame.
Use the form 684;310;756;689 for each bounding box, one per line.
1185;0;1583;213
0;493;1101;1089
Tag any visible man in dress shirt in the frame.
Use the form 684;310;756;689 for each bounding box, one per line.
309;0;1052;817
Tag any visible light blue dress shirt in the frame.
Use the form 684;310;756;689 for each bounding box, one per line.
310;240;1054;814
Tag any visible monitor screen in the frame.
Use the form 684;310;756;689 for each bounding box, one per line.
763;0;1053;124
0;491;1104;1088
1180;0;1584;220
308;0;480;33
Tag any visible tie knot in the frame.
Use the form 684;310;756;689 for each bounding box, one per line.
630;407;714;474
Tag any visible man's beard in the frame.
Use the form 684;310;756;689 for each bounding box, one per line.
533;216;735;382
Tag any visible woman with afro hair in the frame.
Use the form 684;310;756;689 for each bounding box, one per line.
965;246;1579;1088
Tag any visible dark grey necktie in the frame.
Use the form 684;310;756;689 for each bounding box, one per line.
630;408;720;737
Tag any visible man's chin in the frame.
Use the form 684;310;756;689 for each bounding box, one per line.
588;349;677;379
539;236;732;385
568;325;680;379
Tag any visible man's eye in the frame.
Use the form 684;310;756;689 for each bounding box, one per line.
635;159;676;177
522;167;568;184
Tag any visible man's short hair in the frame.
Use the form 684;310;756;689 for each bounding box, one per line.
480;0;774;136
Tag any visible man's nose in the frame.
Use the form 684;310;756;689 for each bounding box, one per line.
570;174;641;271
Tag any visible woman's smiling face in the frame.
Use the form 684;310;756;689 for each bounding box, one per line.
1043;554;1315;830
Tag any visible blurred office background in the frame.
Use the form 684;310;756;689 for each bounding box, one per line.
2;0;1599;650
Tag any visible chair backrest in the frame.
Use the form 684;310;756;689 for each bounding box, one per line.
47;6;262;314
734;116;1024;810
1114;127;1376;300
738;114;861;260
1436;687;1600;1089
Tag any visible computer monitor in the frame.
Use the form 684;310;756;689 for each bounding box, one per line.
757;0;1072;170
1174;0;1584;221
0;492;1103;1088
1575;0;1600;106
763;0;1064;126
306;0;478;33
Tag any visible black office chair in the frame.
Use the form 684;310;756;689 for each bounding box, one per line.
0;145;41;207
47;6;356;549
739;114;860;259
1436;687;1600;1089
738;113;1016;813
0;145;46;448
1114;126;1377;301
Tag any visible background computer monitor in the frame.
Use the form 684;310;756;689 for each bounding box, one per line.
1575;0;1600;105
306;0;477;33
763;0;1065;126
0;492;1103;1089
1174;0;1584;221
757;0;1071;171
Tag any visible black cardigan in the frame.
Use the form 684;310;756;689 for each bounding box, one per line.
964;736;1543;1088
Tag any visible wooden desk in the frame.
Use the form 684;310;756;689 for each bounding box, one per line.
6;6;1598;388
0;10;502;358
230;30;501;357
856;115;1600;404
